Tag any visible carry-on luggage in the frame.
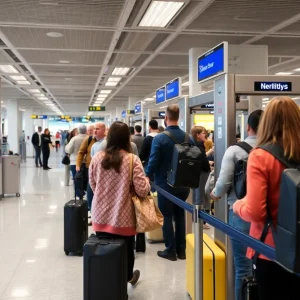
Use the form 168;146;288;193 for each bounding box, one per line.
145;192;164;243
64;192;88;256
84;234;127;300
242;277;259;300
186;233;226;300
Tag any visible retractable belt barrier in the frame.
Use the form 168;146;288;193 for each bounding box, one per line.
151;182;275;260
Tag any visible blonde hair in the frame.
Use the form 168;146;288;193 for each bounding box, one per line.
191;125;206;140
257;96;300;161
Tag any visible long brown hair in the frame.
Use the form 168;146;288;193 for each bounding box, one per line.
101;122;132;173
257;96;300;161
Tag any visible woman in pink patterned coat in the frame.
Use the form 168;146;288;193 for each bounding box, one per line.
89;121;150;287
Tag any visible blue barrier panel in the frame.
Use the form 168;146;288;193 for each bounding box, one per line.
152;183;275;261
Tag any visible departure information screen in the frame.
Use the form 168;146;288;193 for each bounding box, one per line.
156;86;166;104
166;78;181;100
198;43;225;82
254;82;292;92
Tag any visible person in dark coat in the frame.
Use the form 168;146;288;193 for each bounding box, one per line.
41;128;53;170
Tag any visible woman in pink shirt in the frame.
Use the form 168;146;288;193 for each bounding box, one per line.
233;96;300;300
89;121;150;287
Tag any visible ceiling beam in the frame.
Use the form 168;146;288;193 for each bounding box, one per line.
268;57;300;71
244;13;300;44
103;0;216;106
88;0;137;108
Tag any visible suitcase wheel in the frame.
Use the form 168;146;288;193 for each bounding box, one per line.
78;252;83;257
147;239;154;244
16;193;20;197
65;251;69;256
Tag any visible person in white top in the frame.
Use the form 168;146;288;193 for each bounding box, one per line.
65;125;87;197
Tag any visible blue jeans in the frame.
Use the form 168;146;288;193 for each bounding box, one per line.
70;165;84;198
34;145;42;166
87;182;94;212
229;209;253;300
157;184;190;254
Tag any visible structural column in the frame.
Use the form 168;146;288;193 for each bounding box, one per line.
128;97;140;110
23;109;35;157
7;100;21;154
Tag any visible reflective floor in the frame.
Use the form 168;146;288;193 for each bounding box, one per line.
0;150;213;300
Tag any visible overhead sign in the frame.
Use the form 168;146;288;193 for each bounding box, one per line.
200;103;214;109
135;102;142;114
31;115;47;119
121;110;126;119
166;77;181;101
88;106;106;112
127;109;135;115
198;42;228;83
254;82;292;92
158;111;166;117
156;86;166;104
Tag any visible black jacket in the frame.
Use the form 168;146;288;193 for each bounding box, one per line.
139;133;158;166
41;134;52;149
31;132;40;146
192;138;211;173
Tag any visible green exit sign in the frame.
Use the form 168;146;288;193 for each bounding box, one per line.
88;106;106;112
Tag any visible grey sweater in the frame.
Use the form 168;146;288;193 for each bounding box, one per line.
212;135;257;209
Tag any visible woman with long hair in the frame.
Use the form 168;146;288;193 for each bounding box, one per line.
64;128;78;186
233;96;300;299
89;121;150;289
41;128;53;170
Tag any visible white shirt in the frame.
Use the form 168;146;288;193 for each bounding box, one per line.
38;132;42;146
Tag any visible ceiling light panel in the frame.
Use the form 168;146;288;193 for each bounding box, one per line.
0;65;19;74
28;89;41;93
112;67;130;76
139;1;185;28
10;75;27;81
100;90;112;94
275;72;293;75
105;82;118;86
17;80;31;85
107;77;121;82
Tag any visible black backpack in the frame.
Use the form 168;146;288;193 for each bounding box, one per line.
258;144;300;273
163;131;203;189
234;142;253;199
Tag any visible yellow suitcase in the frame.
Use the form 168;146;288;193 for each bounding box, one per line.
186;233;226;300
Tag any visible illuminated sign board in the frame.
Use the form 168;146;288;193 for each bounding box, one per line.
135;102;142;114
156;86;166;104
121;110;126;118
31;115;47;119
254;82;292;92
166;78;181;101
198;42;228;83
88;106;106;112
158;111;166;117
127;110;135;115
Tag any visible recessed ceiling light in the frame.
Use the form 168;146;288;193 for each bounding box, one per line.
10;75;26;81
59;60;70;64
294;68;300;72
112;67;130;76
262;98;269;101
16;80;31;85
46;32;64;38
159;105;168;109
144;98;154;101
105;81;118;86
107;77;121;82
0;65;19;74
292;97;300;100
275;72;293;75
100;90;112;94
182;81;189;86
28;89;40;93
139;1;184;27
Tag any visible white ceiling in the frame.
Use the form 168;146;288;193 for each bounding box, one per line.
1;0;300;116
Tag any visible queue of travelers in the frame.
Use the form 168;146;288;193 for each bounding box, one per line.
31;98;300;299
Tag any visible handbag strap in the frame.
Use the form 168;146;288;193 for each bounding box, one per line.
129;153;134;186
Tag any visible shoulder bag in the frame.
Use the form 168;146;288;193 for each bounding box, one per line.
129;154;163;233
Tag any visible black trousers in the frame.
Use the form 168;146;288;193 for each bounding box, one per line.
34;145;42;166
96;232;135;281
42;148;50;168
256;258;300;300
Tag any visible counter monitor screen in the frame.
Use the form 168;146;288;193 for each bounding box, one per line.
166;78;181;101
156;87;166;104
198;42;226;82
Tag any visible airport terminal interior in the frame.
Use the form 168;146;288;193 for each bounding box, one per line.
1;0;300;299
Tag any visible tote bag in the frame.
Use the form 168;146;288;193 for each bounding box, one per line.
129;154;163;233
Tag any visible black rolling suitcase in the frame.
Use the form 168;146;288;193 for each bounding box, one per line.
64;193;88;256
84;234;128;300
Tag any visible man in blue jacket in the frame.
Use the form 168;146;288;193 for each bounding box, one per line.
146;105;192;261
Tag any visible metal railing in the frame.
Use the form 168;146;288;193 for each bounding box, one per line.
19;141;26;163
151;182;276;300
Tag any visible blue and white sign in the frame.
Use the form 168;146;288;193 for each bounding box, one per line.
135;102;142;114
156;86;166;104
198;42;228;83
158;111;166;117
254;82;292;92
166;77;181;101
121;110;126;118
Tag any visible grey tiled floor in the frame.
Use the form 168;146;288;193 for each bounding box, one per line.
0;151;214;300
